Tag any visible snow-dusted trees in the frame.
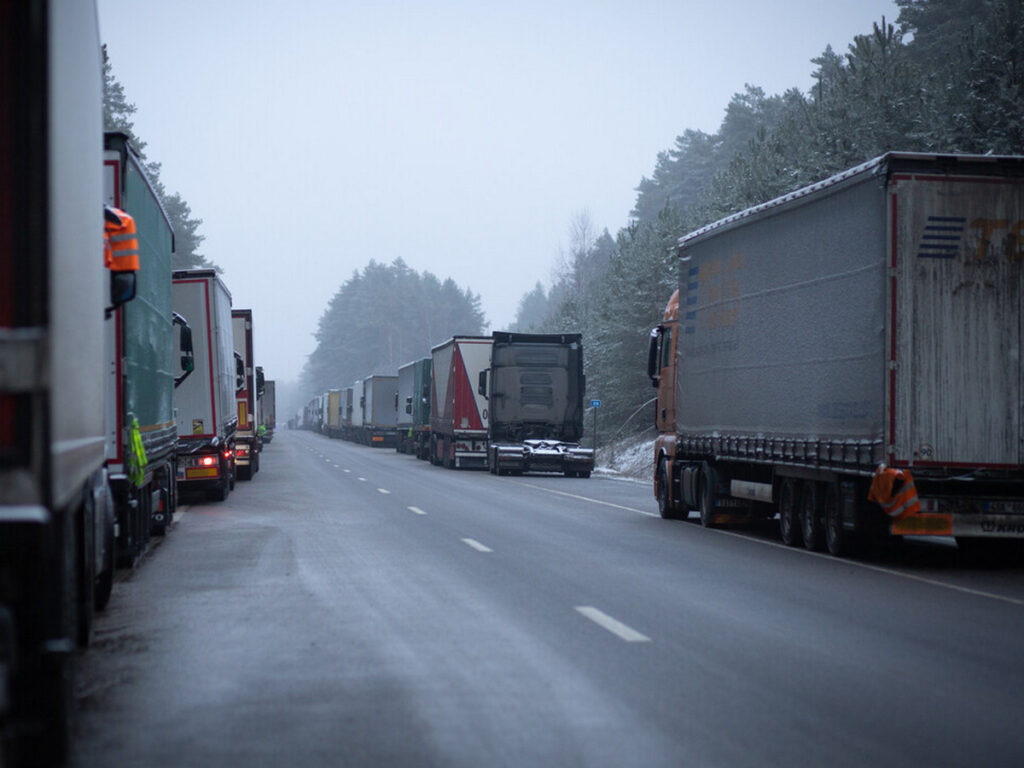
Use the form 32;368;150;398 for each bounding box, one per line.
510;0;1023;440
301;259;486;397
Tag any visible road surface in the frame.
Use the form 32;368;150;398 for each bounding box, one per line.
72;430;1024;767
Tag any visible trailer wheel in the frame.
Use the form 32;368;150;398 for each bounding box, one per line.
824;483;849;557
94;510;115;611
698;466;716;528
778;478;802;547
800;482;825;551
657;460;681;520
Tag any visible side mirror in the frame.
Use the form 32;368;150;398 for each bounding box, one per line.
405;396;412;415
478;369;489;398
234;352;245;393
647;326;662;387
256;366;265;398
173;312;195;388
110;271;136;307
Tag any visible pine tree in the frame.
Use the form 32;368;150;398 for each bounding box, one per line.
102;47;215;271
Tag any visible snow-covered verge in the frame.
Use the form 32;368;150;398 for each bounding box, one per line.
593;431;655;484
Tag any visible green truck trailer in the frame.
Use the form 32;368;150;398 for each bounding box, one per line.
103;132;192;551
396;358;431;459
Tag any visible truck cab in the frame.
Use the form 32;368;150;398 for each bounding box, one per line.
648;290;680;517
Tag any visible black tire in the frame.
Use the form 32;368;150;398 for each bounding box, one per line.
699;465;716;528
238;463;252;481
76;498;95;648
94;512;115;611
209;461;230;502
579;471;591;479
778;478;802;547
824;482;849;557
657;460;681;520
801;482;825;551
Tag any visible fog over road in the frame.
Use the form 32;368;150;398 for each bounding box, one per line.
73;430;1024;767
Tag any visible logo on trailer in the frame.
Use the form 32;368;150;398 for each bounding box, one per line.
917;216;966;259
192;419;204;434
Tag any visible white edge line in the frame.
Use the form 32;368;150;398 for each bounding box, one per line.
408;506;427;515
515;479;659;517
575;606;650;642
461;538;492;553
517;480;1024;607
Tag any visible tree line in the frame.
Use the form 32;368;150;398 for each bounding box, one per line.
510;0;1024;438
300;259;486;397
103;48;214;272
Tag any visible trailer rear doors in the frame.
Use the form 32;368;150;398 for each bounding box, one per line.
891;168;1023;469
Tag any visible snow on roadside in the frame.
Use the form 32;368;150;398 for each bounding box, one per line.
594;432;655;484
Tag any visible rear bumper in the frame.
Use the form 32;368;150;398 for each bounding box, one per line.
493;441;594;474
892;497;1024;537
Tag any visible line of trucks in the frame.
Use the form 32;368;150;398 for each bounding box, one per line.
300;332;595;477
0;4;276;764
649;152;1024;557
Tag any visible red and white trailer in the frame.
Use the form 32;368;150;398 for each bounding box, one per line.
430;336;493;469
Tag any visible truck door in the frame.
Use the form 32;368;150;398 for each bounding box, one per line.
892;174;1023;468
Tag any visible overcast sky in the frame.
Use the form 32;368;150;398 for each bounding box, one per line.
98;0;900;384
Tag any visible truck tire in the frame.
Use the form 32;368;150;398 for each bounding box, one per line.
778;478;802;547
824;482;849;557
94;513;115;611
698;465;716;528
657;460;681;520
801;482;825;551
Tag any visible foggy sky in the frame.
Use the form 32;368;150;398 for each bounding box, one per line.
97;0;900;384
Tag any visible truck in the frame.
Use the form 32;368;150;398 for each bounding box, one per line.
103;131;189;547
349;379;363;441
341;386;355;440
430;336;492;468
359;375;398;447
0;2;121;761
323;388;342;438
649;152;1024;558
396;358;431;459
479;332;594;477
173;270;240;500
261;379;276;444
231;309;261;479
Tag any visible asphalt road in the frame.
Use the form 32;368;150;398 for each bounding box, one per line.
72;430;1024;767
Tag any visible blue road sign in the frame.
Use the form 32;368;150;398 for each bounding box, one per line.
590;399;602;408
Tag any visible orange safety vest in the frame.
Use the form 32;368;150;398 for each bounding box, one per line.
867;465;921;519
103;206;139;272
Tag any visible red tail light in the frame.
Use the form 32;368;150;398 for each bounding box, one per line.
201;456;216;467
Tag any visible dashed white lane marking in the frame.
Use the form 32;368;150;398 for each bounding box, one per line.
343;469;351;474
461;538;493;553
333;464;340;468
408;506;427;515
575;606;650;642
357;477;366;482
377;488;390;495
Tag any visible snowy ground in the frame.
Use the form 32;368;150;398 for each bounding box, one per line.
594;431;655;484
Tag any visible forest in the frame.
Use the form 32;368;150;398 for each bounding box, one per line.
505;0;1024;438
